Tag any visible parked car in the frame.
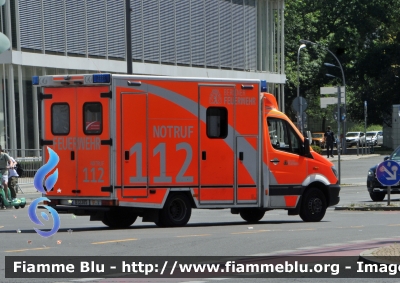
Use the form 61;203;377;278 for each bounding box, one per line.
367;145;400;201
366;131;383;146
346;131;365;147
311;132;325;148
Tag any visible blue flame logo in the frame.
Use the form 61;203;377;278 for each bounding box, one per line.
34;148;59;194
29;148;61;238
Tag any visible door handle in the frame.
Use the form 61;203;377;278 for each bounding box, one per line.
269;158;279;165
71;151;75;160
239;152;244;161
125;151;129;160
202;151;206;160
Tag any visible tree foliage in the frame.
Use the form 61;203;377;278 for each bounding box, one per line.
284;0;400;128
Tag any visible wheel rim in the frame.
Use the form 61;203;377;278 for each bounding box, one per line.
307;197;322;214
168;198;186;222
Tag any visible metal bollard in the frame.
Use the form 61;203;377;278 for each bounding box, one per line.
356;142;359;156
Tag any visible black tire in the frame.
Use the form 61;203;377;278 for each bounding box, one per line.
239;209;265;223
299;188;327;222
20;204;25;208
369;192;385;201
102;208;138;228
158;193;191;227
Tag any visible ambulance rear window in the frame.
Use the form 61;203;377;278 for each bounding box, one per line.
206;107;228;139
51;103;70;135
83;103;102;135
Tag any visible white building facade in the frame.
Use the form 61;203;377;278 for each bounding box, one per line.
0;0;285;151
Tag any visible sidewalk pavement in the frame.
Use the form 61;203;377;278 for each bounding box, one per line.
12;152;398;264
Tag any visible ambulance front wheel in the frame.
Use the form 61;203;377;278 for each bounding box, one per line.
299;188;327;222
239;209;265;223
157;193;192;227
102;208;138;228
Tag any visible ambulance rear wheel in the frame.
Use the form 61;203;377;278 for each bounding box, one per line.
102;208;138;229
299;188;327;222
239;209;265;223
158;193;191;227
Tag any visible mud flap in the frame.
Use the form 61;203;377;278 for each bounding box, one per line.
142;209;160;223
287;196;302;216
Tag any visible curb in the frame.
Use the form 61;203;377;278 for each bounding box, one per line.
335;206;400;211
359;248;400;265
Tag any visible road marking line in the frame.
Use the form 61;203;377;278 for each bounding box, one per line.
176;234;211;238
91;238;138;245
0;226;3;228
231;230;269;235
70;279;104;282
5;247;51;253
388;224;400;226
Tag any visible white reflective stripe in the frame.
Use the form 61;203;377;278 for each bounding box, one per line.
270;196;286;207
269;195;299;208
302;173;330;187
268;168;278;185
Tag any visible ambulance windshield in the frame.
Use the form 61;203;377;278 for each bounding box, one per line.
267;117;300;154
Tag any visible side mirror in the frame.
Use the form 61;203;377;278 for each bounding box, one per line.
384;156;390;161
302;138;310;156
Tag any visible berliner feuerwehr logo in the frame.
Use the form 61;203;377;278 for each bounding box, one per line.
209;89;222;104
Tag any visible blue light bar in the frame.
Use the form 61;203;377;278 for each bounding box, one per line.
261;80;267;92
93;74;111;83
32;76;39;85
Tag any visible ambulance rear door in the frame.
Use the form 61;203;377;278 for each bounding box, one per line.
42;86;112;198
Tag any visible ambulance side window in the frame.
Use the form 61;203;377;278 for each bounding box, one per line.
83;102;102;135
206;107;228;139
51;103;70;135
267;118;301;154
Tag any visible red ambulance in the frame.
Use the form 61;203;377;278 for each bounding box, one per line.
33;74;340;228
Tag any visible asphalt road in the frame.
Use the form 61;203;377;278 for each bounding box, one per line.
1;155;400;283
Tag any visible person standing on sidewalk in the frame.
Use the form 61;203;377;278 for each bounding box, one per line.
0;145;14;209
324;126;335;158
8;156;19;202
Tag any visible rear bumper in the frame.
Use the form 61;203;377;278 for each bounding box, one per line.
45;205;111;215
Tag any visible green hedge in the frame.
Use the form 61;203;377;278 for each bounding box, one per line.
311;145;322;154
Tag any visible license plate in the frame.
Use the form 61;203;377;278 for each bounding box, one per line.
72;200;89;205
90;200;102;206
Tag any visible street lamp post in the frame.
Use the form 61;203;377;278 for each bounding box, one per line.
326;74;341;184
300;39;346;153
297;44;306;133
125;0;132;74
